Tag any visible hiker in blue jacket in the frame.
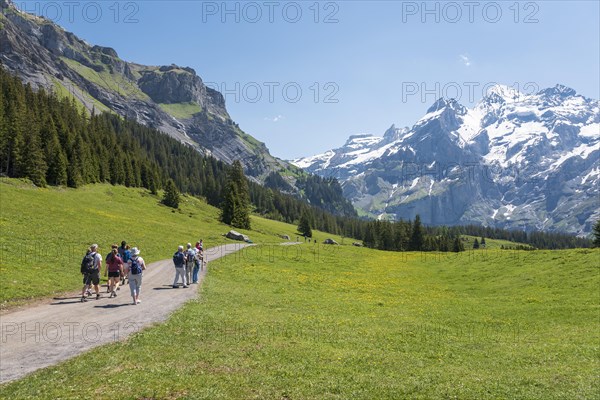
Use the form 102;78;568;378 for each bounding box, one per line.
172;245;188;288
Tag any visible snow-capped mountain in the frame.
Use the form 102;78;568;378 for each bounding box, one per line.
292;84;600;235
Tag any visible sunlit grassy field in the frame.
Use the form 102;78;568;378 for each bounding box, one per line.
0;179;343;307
1;178;598;398
1;243;598;398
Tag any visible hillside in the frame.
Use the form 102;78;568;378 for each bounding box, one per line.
293;86;600;236
0;0;295;182
0;178;348;307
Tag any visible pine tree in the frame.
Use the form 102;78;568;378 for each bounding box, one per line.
298;210;313;238
480;236;486;247
409;214;424;251
162;178;180;208
453;236;464;252
593;220;600;247
220;160;251;229
363;223;376;248
473;238;480;249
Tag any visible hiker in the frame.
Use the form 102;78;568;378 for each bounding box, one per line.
105;244;124;298
118;241;127;259
193;247;204;283
119;242;131;286
125;247;145;305
104;246;114;293
80;244;102;302
184;243;196;285
172;245;188;288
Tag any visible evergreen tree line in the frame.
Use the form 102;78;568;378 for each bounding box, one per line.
0;68;356;233
0;68;593;250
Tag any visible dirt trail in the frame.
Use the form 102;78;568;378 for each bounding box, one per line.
0;243;250;384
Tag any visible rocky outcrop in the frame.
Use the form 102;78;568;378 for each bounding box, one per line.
0;0;286;179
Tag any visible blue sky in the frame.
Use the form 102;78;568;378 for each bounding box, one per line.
16;0;600;159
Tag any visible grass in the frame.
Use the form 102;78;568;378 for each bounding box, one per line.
0;240;597;398
0;179;598;398
158;102;203;120
50;77;111;114
60;57;150;101
0;178;333;308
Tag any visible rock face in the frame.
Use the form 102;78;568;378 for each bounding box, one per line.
293;85;600;236
0;0;286;178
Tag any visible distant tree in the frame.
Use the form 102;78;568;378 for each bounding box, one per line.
363;223;376;248
473;238;480;249
298;210;312;238
480;236;486;247
593;220;600;247
409;215;424;251
220;160;251;229
453;236;464;252
162;179;180;208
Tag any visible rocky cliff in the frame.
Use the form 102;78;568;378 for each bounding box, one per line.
0;0;287;179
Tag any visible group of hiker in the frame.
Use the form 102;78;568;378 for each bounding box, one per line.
80;240;205;305
172;241;205;288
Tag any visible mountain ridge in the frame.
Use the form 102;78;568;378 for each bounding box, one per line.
292;84;600;235
0;0;291;181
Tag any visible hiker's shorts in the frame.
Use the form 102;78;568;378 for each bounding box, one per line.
83;270;100;286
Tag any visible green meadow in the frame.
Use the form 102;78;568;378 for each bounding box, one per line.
0;179;337;307
0;179;598;398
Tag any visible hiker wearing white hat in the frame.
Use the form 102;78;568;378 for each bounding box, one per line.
125;247;146;305
172;245;188;288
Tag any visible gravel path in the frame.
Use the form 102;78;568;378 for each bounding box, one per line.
0;243;250;383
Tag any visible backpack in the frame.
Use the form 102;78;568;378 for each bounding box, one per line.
80;252;96;274
185;250;195;268
173;251;185;267
130;257;143;275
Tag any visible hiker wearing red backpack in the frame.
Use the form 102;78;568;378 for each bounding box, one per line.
105;244;124;298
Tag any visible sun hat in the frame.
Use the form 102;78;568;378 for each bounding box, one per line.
131;247;140;256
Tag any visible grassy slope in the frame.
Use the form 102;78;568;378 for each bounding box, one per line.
0;179;340;307
158;102;203;120
0;179;598;398
60;57;150;100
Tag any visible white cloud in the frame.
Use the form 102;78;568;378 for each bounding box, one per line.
459;54;471;67
264;115;285;122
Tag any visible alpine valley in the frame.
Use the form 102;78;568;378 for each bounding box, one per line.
1;0;598;236
293;85;600;236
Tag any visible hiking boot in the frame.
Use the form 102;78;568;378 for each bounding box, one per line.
96;294;101;300
113;291;117;298
172;285;178;288
136;299;141;304
81;296;87;303
183;285;189;288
